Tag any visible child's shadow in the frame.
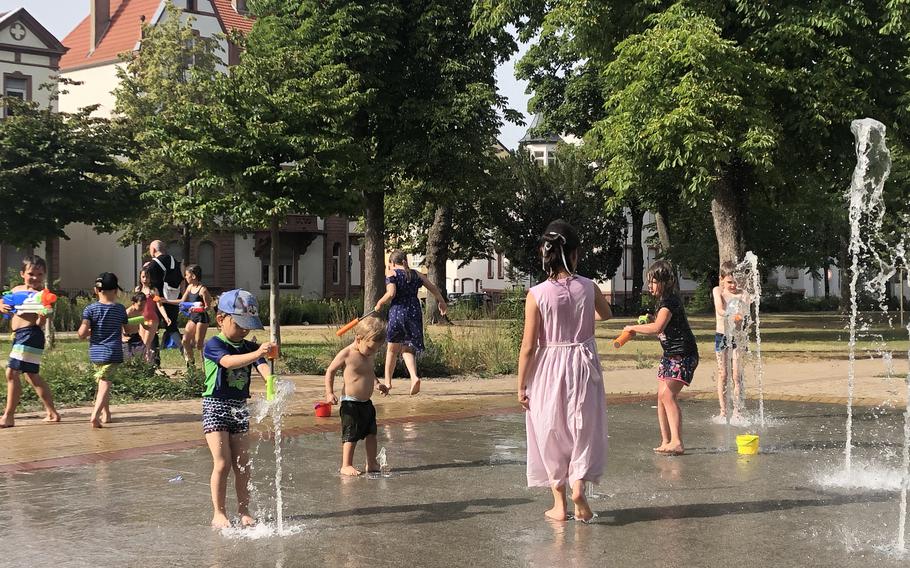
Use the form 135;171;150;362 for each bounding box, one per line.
288;497;532;525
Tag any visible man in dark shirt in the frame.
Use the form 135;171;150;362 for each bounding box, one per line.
147;240;183;352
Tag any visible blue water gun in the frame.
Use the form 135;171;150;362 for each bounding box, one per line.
179;301;205;317
2;288;57;318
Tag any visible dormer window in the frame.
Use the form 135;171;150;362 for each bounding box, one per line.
233;0;248;13
186;0;197;11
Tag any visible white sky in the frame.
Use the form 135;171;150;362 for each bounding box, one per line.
2;0;532;148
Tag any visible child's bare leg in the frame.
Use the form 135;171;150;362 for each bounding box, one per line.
545;482;567;521
142;321;159;363
715;351;728;417
89;379;112;428
340;441;361;476
195;324;208;368
731;350;744;416
229;432;255;526
660;380;686;453
205;431;233;528
383;344;399;390
23;372;60;422
654;382;670;451
1;368;22;427
364;434;379;472
570;479;593;522
401;349;420;395
183;322;196;366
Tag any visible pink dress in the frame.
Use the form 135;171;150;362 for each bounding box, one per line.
525;276;607;488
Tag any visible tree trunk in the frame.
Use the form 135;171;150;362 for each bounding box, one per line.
630;205;644;312
710;169;746;271
44;237;56;349
269;215;281;367
425;205;452;324
181;225;191;271
823;258;830;299
654;208;672;252
363;190;386;313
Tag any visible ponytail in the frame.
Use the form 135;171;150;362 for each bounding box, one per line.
539;220;580;279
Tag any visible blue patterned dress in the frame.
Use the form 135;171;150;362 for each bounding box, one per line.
385;269;425;352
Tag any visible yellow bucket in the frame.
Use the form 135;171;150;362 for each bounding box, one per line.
736;434;760;455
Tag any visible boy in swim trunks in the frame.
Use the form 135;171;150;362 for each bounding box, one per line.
712;261;751;420
0;255;60;427
202;289;274;529
324;317;389;476
79;272;129;428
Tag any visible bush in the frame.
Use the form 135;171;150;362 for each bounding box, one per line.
16;351;205;409
257;295;361;325
686;280;714;314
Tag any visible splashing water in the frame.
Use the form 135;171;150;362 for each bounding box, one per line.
377;446;390;477
249;378;296;535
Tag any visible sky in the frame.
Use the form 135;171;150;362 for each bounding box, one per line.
2;0;532;148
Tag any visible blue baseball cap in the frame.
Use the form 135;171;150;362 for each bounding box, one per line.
217;289;263;330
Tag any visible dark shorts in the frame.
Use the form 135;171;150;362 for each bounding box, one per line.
202;397;250;435
714;333;737;352
189;312;210;325
658;354;699;386
123;333;145;359
340;400;377;443
8;326;45;374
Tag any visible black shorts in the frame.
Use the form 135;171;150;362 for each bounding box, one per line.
202;397;249;435
189;311;210;325
340;400;377;443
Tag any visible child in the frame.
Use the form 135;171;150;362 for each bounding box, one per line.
518;220;612;522
176;264;213;367
202;289;274;529
324;317;390;476
623;260;699;456
78;272;129;428
712;261;750;420
123;292;148;360
0;255;60;427
135;267;169;364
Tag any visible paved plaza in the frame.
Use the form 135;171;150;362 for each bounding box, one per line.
3;379;910;567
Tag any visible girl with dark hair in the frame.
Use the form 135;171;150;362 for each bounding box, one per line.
374;251;448;395
175;264;213;367
518;220;613;522
623;259;698;456
135;266;169;364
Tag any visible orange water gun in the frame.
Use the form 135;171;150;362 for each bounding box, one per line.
336;309;377;337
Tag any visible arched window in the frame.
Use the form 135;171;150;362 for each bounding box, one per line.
462;278;473;293
332;242;341;284
452;279;459;294
198;241;215;284
476;279;482;292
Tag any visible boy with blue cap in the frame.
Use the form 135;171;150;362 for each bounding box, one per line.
202;289;275;529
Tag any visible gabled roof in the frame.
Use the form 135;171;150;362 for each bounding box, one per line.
0;7;68;56
60;0;254;72
518;113;561;145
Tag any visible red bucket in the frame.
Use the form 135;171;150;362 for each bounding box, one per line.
314;402;333;417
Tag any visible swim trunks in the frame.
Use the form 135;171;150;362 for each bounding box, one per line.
340;399;377;443
658;354;699;386
202;397;250;435
8;326;45;374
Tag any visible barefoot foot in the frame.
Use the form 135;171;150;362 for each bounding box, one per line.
43;411;61;423
544;506;567;521
340;465;362;476
655;444;685;456
571;488;594;523
211;513;231;529
409;378;421;396
239;514;256;527
100;410;112;424
653;443;670;452
0;414;14;428
90;417;102;429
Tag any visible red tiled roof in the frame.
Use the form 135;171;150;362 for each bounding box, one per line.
61;0;254;72
60;0;158;71
211;0;253;33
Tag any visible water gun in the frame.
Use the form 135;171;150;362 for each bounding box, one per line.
726;298;745;323
266;375;276;401
179;301;205;317
2;288;57;318
127;315;145;325
613;315;649;348
336;309;377;337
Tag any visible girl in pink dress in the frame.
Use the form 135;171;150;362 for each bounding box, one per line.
517;220;613;522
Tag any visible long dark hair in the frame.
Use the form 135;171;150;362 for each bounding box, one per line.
539;220;580;279
388;250;413;282
646;259;679;298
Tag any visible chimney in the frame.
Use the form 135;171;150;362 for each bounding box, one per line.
90;0;111;49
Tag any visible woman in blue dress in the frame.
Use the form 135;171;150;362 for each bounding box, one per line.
374;250;448;395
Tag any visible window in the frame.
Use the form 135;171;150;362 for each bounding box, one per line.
476;279;482;292
261;244;294;286
3;75;28;117
452;279;459;294
487;258;494;279
198;241;215;283
331;242;341;284
233;0;248;12
461;278;473;293
532;150;545;165
497;253;503;279
186;0;197;10
622;246;633;280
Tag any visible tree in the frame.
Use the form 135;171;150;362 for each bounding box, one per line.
113;1;222;262
476;0;910;275
490;147;624;283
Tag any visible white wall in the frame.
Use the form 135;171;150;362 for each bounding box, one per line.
57;224;139;290
58;63;120;116
298;236;324;298
233;233;326;298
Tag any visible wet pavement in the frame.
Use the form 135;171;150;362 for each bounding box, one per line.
2;399;910;567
